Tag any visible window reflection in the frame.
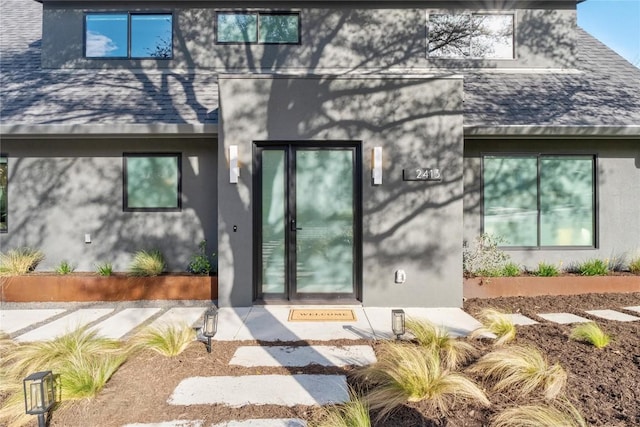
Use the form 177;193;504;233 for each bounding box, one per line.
125;154;181;210
85;13;173;59
483;155;595;247
216;12;300;44
429;14;514;59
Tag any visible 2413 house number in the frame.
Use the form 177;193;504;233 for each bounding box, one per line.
403;168;442;181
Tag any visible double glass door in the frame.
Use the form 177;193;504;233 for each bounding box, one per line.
256;143;360;301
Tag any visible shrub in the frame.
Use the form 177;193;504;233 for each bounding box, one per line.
129;324;195;357
534;261;560;277
0;247;44;275
129;249;165;276
463;234;511;277
405;318;476;370
629;257;640;274
471;309;516;346
569;322;611;349
316;389;371;427
55;260;75;275
469;345;567;400
576;258;609;276
95;262;113;276
187;240;216;275
356;343;489;420
492;400;587;427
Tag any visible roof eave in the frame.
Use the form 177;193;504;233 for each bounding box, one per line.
0;123;218;138
464;125;640;138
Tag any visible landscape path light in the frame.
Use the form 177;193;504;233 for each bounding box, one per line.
392;309;406;340
203;306;218;353
23;370;55;427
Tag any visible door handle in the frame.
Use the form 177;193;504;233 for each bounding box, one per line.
290;219;302;232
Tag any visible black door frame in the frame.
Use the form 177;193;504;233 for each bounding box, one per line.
253;141;363;303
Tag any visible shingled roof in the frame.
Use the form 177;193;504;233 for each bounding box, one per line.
1;0;639;136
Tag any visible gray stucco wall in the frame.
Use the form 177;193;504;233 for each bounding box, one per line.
463;138;640;269
42;2;576;70
0;138;217;272
218;74;464;308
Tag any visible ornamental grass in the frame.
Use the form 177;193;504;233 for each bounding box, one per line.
356;343;489;420
471;308;517;346
405;318;476;370
569;322;611;349
469;345;567;400
129;323;196;357
492;399;587;427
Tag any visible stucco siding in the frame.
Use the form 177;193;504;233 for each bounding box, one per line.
0;138;218;272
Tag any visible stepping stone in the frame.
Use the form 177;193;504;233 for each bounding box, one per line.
0;309;66;334
585;309;640;322
229;345;376;367
507;313;538;326
90;308;161;339
15;308;114;342
623;306;640;314
212;420;307;427
537;312;590;324
150;307;207;329
123;422;203;427
168;375;349;406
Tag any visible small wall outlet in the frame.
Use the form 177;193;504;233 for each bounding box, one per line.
84;234;91;244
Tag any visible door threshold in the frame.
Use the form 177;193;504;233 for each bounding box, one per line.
254;298;362;306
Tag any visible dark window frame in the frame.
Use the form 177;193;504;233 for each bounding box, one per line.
0;153;7;233
84;11;174;59
481;153;598;249
123;152;182;212
215;11;301;45
427;12;516;60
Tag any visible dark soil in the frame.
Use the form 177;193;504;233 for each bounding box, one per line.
50;293;640;427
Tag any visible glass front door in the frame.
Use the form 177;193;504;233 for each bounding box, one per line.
256;143;360;301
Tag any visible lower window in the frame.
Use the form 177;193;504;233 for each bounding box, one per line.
123;153;181;211
483;155;595;247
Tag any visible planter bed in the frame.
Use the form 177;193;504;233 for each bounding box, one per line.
464;274;640;299
0;273;218;302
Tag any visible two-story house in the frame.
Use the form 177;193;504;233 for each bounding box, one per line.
1;0;639;308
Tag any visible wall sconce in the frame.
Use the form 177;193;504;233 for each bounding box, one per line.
203;306;218;353
372;146;382;185
229;145;239;184
391;309;405;340
23;371;55;427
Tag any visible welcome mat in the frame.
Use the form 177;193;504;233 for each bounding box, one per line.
288;309;357;322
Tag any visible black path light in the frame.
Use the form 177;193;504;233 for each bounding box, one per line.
203;306;218;353
23;370;55;427
391;309;406;340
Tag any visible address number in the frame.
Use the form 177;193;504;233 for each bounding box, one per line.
403;168;442;181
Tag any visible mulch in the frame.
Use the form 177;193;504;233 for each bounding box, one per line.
48;292;640;427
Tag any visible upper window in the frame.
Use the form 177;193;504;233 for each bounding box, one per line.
216;12;300;44
123;154;181;211
428;14;514;59
0;155;7;232
85;13;173;58
483;155;595;247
